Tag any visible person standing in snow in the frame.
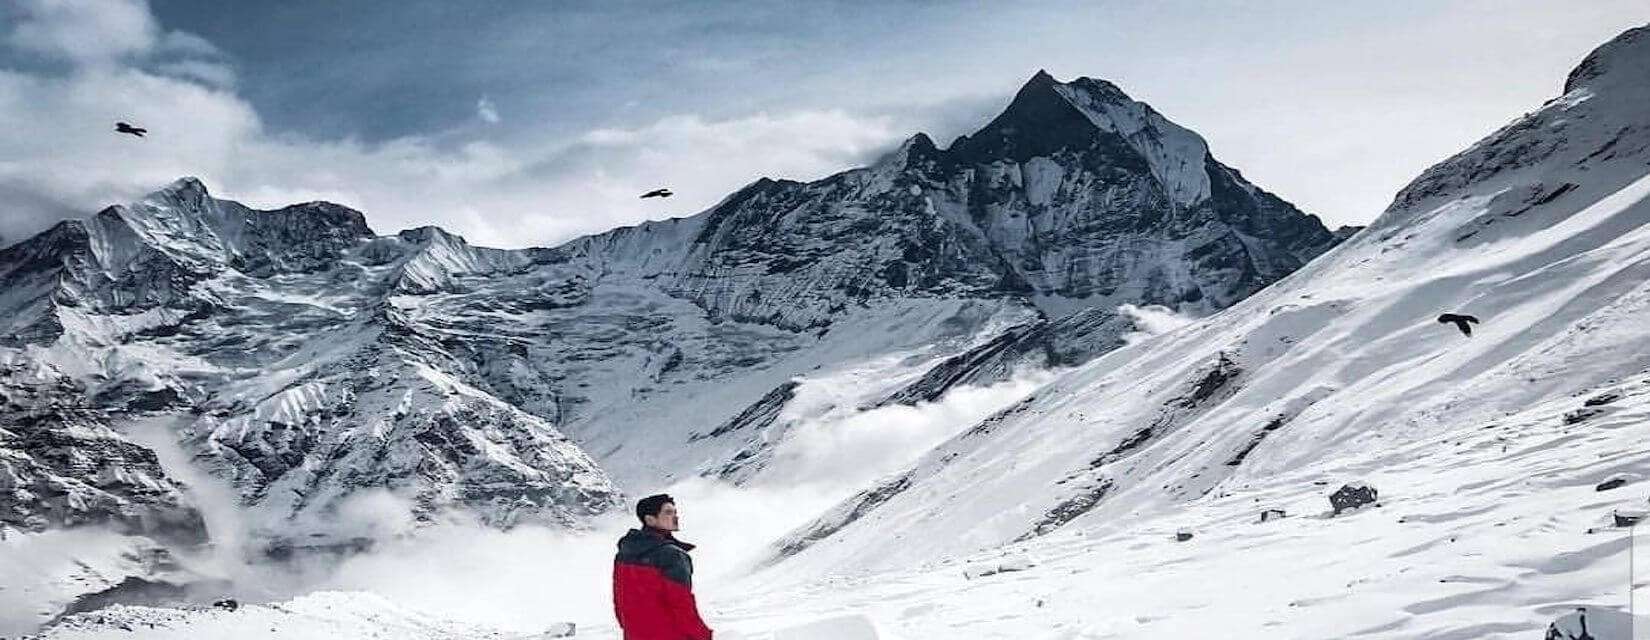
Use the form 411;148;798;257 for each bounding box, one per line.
613;494;714;640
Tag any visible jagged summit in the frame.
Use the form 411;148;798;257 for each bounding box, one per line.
1386;22;1650;223
923;70;1220;211
1563;24;1650;94
0;60;1343;574
396;224;468;244
947;70;1113;165
150;175;208;200
900;131;938;155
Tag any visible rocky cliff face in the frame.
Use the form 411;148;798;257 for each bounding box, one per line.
0;71;1339;554
627;71;1337;336
0;358;204;544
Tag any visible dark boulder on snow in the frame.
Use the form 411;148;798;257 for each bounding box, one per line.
1259;508;1287;523
1329;483;1378;515
1546;606;1630;639
1175;529;1194;542
1595;476;1629;492
1583;391;1622;407
1563;407;1606;425
212;598;238;612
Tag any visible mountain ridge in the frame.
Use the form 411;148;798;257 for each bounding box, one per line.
0;69;1344;562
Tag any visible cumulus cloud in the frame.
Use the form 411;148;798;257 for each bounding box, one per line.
0;65;262;240
5;0;159;64
0;76;902;248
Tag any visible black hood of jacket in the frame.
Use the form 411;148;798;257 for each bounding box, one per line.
616;527;696;562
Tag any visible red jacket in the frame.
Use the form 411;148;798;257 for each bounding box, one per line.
613;527;713;640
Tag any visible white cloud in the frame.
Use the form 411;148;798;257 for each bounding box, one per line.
581;110;896;169
505;109;901;238
475;95;499;124
5;0;159;65
154;58;235;88
0;3;906;251
0;65;262;241
0;73;903;248
762;368;1057;494
157;29;222;58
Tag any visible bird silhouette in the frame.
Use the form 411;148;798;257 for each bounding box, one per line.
115;122;147;137
639;188;673;199
1436;313;1479;336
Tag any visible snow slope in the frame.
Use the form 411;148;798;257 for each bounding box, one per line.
768;22;1650;579
29;24;1650;640
37;591;547;640
621;24;1650;639
36;376;1650;638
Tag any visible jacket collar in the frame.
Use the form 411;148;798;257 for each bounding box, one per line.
642;526;696;552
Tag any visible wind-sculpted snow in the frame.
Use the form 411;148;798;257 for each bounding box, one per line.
766;24;1650;582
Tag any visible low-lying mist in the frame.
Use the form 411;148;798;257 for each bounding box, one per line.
1;366;1060;634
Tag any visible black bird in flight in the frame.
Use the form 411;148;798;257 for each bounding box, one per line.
639;188;673;199
1437;313;1480;336
115;122;147;137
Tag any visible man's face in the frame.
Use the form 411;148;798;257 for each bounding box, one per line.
645;502;680;531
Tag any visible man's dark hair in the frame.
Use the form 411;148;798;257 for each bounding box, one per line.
635;493;674;525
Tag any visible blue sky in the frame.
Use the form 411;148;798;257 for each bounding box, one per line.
2;1;1647;247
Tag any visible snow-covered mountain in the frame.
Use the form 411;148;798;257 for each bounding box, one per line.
0;67;1337;559
537;68;1343;485
761;23;1650;618
0;181;620;546
12;20;1650;640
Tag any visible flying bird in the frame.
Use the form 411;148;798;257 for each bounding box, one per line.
115;122;147;137
639;188;673;199
1436;313;1480;336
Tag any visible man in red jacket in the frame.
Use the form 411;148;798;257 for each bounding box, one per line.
613;494;714;640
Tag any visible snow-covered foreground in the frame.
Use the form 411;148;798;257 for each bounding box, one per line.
39;592;551;640
714;380;1650;639
35;377;1650;638
29;367;1650;636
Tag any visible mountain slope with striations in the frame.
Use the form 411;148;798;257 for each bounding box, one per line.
761;26;1650;603
0;71;1339;567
